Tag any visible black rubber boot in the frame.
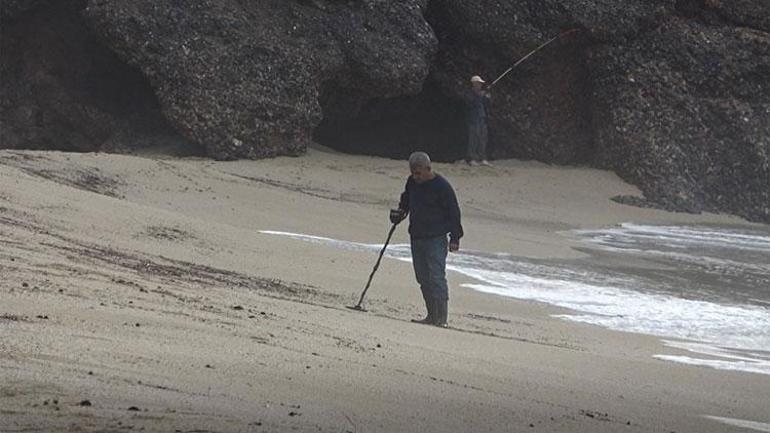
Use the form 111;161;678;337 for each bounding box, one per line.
433;299;448;328
411;298;434;324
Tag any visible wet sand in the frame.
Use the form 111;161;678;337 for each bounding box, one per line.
1;147;768;432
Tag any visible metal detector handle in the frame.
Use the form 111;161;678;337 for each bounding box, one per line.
354;223;398;308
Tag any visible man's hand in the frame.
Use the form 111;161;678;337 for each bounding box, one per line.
389;208;406;225
449;242;459;252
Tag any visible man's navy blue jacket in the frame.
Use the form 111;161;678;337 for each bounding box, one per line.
398;174;463;244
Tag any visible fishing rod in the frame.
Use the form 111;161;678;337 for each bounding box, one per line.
489;28;581;88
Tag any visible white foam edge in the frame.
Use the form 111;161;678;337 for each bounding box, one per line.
575;222;770;252
652;340;770;375
261;230;770;375
703;416;770;433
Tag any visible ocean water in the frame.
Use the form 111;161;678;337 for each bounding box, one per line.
261;223;770;376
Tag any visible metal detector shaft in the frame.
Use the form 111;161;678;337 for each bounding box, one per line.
490;29;580;88
353;223;398;308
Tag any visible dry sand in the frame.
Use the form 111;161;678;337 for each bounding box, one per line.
1;147;768;432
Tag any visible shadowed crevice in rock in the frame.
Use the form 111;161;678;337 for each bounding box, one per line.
0;1;199;155
313;78;467;162
0;1;201;155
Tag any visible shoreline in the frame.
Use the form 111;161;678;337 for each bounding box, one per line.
261;221;770;376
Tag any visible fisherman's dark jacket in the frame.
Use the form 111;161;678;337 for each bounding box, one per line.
466;88;491;124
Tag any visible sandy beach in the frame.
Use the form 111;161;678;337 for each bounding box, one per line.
1;147;768;433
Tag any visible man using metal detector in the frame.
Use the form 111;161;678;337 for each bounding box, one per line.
390;152;463;327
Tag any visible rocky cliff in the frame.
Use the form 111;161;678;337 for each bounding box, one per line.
83;0;436;160
0;0;189;153
1;0;768;222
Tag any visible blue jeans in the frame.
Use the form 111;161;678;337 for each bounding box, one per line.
411;235;449;303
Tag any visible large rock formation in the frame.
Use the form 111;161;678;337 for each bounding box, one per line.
0;0;767;222
1;0;436;159
590;17;769;221
82;0;436;160
316;0;670;163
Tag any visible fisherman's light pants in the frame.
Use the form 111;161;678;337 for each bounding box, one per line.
411;235;449;303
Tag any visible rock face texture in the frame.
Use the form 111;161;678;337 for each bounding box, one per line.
702;0;770;32
0;0;45;22
0;1;186;153
83;0;436;160
590;17;769;221
319;0;672;163
0;0;767;222
1;0;436;159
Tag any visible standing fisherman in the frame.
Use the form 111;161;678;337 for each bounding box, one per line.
463;30;579;167
466;75;491;167
390;152;463;327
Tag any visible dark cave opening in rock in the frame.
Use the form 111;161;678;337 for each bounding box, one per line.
313;78;469;163
0;1;202;156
